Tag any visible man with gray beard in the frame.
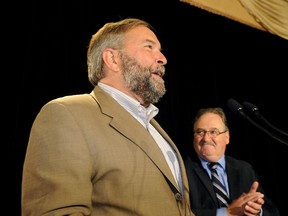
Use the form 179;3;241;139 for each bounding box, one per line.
22;18;195;216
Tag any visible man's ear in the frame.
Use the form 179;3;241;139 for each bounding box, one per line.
102;48;119;71
225;131;230;145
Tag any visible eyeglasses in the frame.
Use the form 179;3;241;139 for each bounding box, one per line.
194;129;227;138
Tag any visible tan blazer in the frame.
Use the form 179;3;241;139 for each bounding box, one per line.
22;86;195;216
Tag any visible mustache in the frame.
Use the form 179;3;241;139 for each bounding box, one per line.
151;66;165;77
200;142;216;147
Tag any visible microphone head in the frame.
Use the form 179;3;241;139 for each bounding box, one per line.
242;102;259;114
226;98;244;115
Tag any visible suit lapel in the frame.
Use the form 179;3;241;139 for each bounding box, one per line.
225;158;241;200
194;161;219;205
150;119;188;192
90;87;178;191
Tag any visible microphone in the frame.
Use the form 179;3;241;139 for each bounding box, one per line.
226;98;288;146
242;101;288;137
226;99;248;119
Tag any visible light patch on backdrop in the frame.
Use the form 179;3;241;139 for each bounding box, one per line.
180;0;288;40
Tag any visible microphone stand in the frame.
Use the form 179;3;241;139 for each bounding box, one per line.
242;101;288;138
227;99;288;147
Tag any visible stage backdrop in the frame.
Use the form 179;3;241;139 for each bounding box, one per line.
180;0;288;40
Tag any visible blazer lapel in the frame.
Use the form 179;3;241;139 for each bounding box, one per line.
151;119;187;192
194;161;219;205
225;158;241;200
90;87;178;190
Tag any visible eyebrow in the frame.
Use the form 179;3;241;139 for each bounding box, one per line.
144;39;163;51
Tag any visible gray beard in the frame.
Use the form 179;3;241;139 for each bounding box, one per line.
120;53;166;104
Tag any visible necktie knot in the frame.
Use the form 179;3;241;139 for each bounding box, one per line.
209;162;218;170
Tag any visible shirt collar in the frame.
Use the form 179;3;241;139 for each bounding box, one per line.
199;156;226;171
98;82;159;126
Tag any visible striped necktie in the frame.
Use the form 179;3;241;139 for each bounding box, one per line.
209;162;230;207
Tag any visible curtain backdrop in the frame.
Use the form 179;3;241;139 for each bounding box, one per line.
180;0;288;40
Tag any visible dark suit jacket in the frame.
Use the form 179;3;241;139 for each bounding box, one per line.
185;155;280;216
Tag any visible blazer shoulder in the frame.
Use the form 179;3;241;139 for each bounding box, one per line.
184;155;201;170
47;93;93;105
225;155;253;169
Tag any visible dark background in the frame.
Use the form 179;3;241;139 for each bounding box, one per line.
12;0;287;215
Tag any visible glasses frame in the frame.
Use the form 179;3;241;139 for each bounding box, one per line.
194;129;228;138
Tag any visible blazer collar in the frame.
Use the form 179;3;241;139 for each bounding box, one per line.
90;86;182;192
